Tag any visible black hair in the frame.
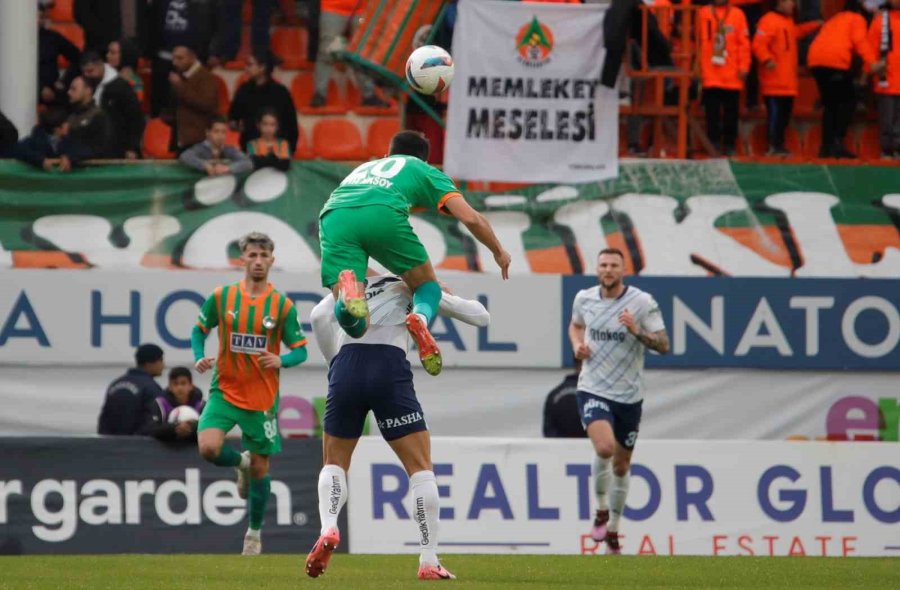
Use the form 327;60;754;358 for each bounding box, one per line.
388;130;430;161
207;114;228;129
113;38;140;71
135;343;164;366
79;50;104;68
75;75;99;93
256;107;280;126
843;0;866;13
168;366;192;383
40;107;68;132
250;49;279;76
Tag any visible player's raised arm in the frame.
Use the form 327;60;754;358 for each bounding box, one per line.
443;196;512;279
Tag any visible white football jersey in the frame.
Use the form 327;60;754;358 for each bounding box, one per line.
311;275;490;362
571;285;665;404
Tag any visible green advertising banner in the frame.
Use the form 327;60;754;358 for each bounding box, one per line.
0;159;897;277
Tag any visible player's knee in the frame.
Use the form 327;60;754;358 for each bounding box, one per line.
198;443;220;463
594;442;615;459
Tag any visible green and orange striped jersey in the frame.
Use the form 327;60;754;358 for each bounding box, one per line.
196;280;307;411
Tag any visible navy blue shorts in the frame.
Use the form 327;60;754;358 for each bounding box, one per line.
324;344;427;441
576;391;643;450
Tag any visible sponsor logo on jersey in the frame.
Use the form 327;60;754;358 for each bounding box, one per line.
230;332;268;355
590;328;627;343
583;398;610;415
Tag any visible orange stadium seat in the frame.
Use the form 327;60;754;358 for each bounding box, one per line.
213;74;230;114
293;127;315;160
226;128;241;148
51;22;84;50
142;118;175;159
794;76;820;118
347;81;398;116
272;26;311;70
312;118;366;160
47;0;74;22
291;71;347;115
366;118;401;158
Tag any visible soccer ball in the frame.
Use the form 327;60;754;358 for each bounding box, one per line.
168;405;200;423
405;45;454;95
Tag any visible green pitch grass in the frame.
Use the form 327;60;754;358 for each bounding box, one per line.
0;555;896;590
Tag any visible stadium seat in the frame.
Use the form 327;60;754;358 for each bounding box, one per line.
50;22;84;51
291;71;347;114
226;128;241;148
293;127;315;160
794;76;820;118
857;123;883;161
312;118;366;160
213;74;230;114
47;0;74;22
347;81;398;116
366;118;401;158
142;118;175;159
272;26;311;70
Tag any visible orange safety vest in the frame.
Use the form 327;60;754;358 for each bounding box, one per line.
697;4;751;91
808;11;877;71
752;11;821;96
869;9;900;95
248;138;290;159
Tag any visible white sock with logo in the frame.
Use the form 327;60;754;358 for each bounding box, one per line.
593;455;611;512
317;465;347;535
608;472;630;532
409;470;440;566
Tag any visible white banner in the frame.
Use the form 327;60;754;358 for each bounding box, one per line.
445;0;618;183
0;270;560;367
348;438;900;556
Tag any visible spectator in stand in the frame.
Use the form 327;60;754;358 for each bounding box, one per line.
14;107;91;171
97;343;166;436
697;0;751;155
152;367;206;444
107;38;145;103
179;116;253;175
626;0;673;156
167;44;219;152
229;50;299;152
542;359;587;438
67;75;112;159
80;51;145;159
147;0;216;116
0;111;18;158
311;0;388;108
38;3;81;107
808;0;883;158
869;0;900;158
733;0;764;110
74;0;121;53
752;0;822;156
247;109;291;171
211;0;273;66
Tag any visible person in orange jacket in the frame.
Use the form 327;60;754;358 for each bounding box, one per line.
753;0;822;155
808;0;885;158
697;0;752;155
869;0;900;157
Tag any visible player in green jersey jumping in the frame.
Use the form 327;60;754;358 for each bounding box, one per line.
318;131;511;376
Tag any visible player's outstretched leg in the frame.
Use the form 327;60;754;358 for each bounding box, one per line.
410;470;455;580
333;269;368;339
306;464;348;577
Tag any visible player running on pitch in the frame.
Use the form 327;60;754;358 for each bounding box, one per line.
568;248;669;555
191;232;309;555
305;274;489;580
319;130;510;376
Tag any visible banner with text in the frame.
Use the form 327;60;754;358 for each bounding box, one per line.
0;437;333;554
444;0;617;183
562;276;900;371
347;438;900;556
1;160;899;278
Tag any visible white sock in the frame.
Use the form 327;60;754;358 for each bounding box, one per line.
239;453;251;470
245;527;260;538
409;470;440;566
317;465;348;535
608;472;630;532
592;455;611;512
416;312;428;325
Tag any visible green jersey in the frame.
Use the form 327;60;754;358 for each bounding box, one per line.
320;155;461;217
